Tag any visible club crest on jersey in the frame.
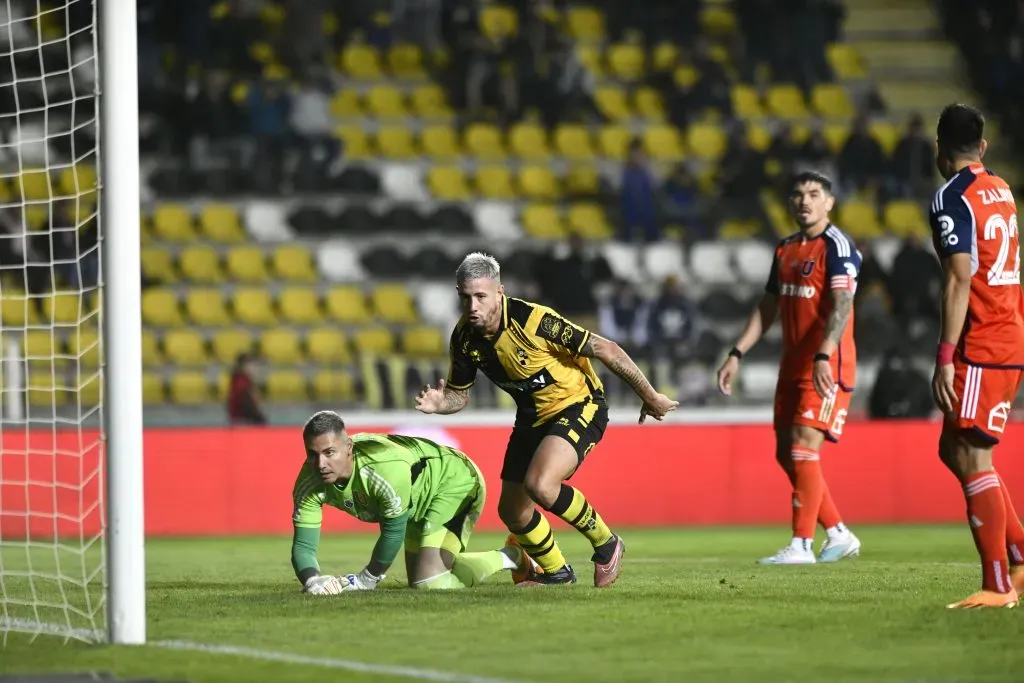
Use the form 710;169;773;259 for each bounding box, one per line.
469;348;483;364
800;259;816;277
540;313;562;339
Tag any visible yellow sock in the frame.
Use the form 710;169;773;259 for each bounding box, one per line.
546;484;613;548
512;510;567;573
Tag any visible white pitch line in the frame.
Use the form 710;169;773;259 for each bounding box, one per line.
153;640;518;683
626;558;980;567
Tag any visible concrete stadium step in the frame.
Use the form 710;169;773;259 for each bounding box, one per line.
875;81;977;115
842;2;940;40
854;41;962;79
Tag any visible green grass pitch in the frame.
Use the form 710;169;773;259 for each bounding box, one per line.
2;526;1022;683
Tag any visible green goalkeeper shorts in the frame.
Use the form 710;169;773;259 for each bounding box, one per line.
404;449;486;555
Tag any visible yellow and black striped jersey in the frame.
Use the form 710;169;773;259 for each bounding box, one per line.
446;296;604;427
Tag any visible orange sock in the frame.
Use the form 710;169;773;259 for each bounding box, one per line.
818;481;842;529
791;447;824;539
963;471;1011;592
996;473;1024;565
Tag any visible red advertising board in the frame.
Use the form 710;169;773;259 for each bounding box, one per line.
2;420;1024;537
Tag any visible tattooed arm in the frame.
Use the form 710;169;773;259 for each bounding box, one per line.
414;379;470;415
816;289;855;359
578;333;659;404
436;385;470;414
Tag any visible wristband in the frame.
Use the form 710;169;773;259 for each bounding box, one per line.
814;353;830;363
937;341;956;366
728;347;743;360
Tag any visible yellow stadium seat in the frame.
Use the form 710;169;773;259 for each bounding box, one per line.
178;245;223;284
265;370;308;401
186;289;232;326
312;370;356;402
78;371;102;406
869;121;900;156
371;284;418;324
152;204;195;242
475;166;517;200
642;125;685;160
479;5;518;39
402;326;445;357
325;286;372;324
328;88;362;118
634;87;665;120
211;329;254;365
69;327;100;366
521;204;566;239
376;126;417;158
652;42;679;72
141;247;177;284
567;203;612;240
387;43;427;79
232;288;277;326
594;86;632;121
599;125;633;160
27;374;67;407
0;294;39;327
40;291;80;325
59;164;97;196
410;84;453;119
353;326;396;355
565;166;600;196
278;287;322;325
884;200;929;239
421;125;461;159
335;126;374;160
822;123;850;154
169;371;210;405
575;44;604;77
674;64;699;89
837;200;883;240
686;124;727;160
566;6;605;41
23;205;47;231
731;84;764;118
811;84;853;118
518;166;559;200
259;329;303;365
306;329;352;365
163;329;208;366
142;372;165;404
141;330;162;366
554;125;595;161
508;122;549;160
701;6;737;34
199;203;246;243
24;330;57;367
463;123;505;160
19;169;52;201
827;43;866;80
719;220;760;240
226;246;269;283
428;166;472;200
141;288;183;326
366;85;408;118
341;43;383;79
607;43;644;81
766;84;808;119
272;245;316;282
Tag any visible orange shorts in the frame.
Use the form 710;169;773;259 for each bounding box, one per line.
948;361;1023;443
774;380;853;443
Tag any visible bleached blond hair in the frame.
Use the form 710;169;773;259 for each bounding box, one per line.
455;251;501;285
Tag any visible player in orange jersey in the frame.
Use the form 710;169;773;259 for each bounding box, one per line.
928;103;1024;609
717;171;862;565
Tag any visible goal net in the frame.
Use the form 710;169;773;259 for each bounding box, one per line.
0;0;108;643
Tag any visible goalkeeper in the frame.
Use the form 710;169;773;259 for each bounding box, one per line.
292;410;537;594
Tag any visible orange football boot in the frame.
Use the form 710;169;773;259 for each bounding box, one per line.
946;588;1019;609
504;534;543;585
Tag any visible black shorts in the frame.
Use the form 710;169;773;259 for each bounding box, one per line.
500;394;609;483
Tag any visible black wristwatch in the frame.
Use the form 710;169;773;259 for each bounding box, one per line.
814;353;830;363
729;347;743;360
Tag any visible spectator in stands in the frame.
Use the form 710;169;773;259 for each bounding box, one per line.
838;113;886;195
796;124;838;181
647;275;701;368
766;122;802;182
598;279;650;356
889;113;934;198
465;10;518;120
227;352;267;425
661;163;707;241
246;74;292;188
716;132;765;222
533;234;612;333
282;0;331;71
868;347;934;420
887;236;942;329
189;68;248;164
619;140;660;243
289;72;340;166
688;39;733;118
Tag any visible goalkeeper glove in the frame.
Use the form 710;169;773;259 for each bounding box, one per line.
343;567;385;591
303;574;346;595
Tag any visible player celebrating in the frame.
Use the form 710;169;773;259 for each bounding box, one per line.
717;171;862;565
414;252;677;588
292;410;538;594
927;103;1024;609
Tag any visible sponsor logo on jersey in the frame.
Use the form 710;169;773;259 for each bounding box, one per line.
494;368;556;394
780;283;816;298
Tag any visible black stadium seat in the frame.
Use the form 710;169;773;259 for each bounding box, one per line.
336;166;380;194
383;204;426;232
429;206;474;235
335;206;380;234
361;244;410;278
288;206;333;237
415;246;459;279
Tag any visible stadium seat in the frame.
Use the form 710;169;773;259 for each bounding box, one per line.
402;325;445;357
868;121;900;156
428;166;473;200
575;44;604;77
521;203;566;239
186;289;232;326
421;125;461;159
689;242;735;286
24;330;57;367
642;242;689;283
211;329;254;365
376;126;417;158
0;294;39;326
312;370;356;402
565;6;605;41
265;370;308;401
567;203;612;240
381;164;429;202
169;371;210;405
335;126;374;160
372;284;419;324
318;241;367;282
565;166;600;196
141;330;162;366
765;84;808;119
152;204;195;242
740;362;778;401
686;124;727;161
142;372;165;404
518;166;559;200
69;327;100;367
43;291;84;325
733;240;775;287
602;242;642;282
508;122;550;160
473;201;521;241
325;286;372;324
19;169;52;201
329;88;362;118
27;374;67;408
416;283;459;328
225;246;269;283
594;86;632;121
245;202;292;242
884;200;929;239
673;64;699;88
554;124;595;161
826;43;867;80
811;84;854;118
410;84;453;119
353;326;396;355
178;245;223;284
59;163;97;197
598;125;632;160
163;329;209;366
259;328;303;365
141;288;183;326
652;42;679;72
272;245;316;282
634;87;665;120
607;43;645;81
141;247;177;283
306;329;352;365
701;5;737;34
199;203;246;243
464;124;506;160
231;288;278;326
475;166;517;200
642;125;685;161
278;287;323;325
837;200;883;240
822;123;850;153
479;5;518;39
387;43;427;79
341;43;383;79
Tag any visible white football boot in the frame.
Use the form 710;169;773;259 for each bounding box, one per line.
757;541;816;565
817;530;861;563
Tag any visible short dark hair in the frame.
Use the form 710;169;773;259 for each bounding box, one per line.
937;103;984;155
790;170;833;195
302;410;346;443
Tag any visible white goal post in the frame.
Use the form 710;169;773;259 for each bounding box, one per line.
0;0;144;645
